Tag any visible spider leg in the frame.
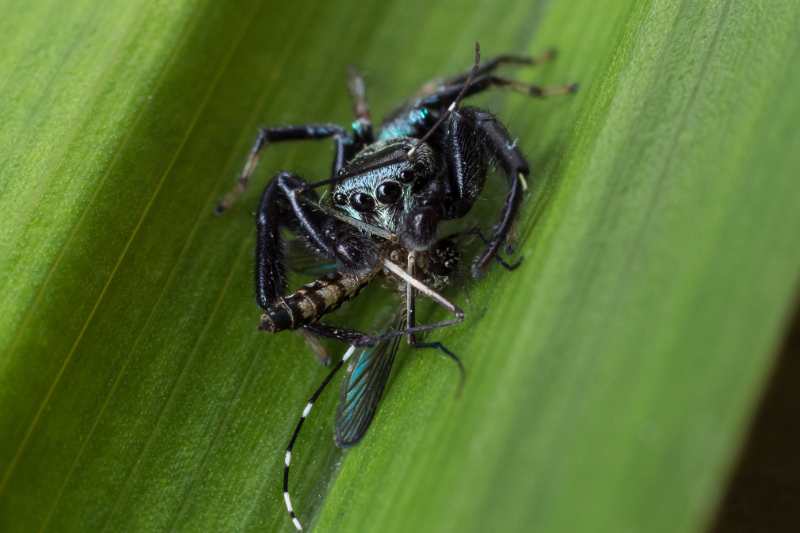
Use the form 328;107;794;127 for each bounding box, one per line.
347;66;374;144
432;49;557;89
256;172;330;310
426;106;529;277
255;171;379;310
216;124;355;214
419;74;578;109
469;109;534;277
256;171;385;360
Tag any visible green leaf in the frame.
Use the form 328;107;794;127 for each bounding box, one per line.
1;0;798;532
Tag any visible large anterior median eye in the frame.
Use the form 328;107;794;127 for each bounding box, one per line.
350;191;375;213
399;168;415;183
376;181;402;204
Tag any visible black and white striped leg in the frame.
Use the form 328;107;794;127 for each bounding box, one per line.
283;345;357;531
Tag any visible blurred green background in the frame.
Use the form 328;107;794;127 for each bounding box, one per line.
1;0;798;532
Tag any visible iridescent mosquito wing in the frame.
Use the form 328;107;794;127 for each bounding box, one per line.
285;237;338;277
334;315;405;448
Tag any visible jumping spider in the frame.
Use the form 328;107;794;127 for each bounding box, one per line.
215;44;576;531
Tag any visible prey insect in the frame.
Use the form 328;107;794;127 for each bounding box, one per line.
216;43;576;530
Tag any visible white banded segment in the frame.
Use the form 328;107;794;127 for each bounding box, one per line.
283;491;294;513
282;345;358;531
342;344;357;362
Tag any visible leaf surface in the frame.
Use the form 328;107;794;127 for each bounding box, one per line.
0;1;798;532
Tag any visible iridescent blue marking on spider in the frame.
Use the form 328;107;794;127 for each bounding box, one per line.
378;107;430;140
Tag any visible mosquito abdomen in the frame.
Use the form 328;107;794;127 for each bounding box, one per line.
259;272;372;332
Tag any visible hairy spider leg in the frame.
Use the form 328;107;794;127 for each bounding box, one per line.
347;65;374;144
467;108;538;277
283;345;358;531
254;172;382;360
216;124;356;214
256;172;339;309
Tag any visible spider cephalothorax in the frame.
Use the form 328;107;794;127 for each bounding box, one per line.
329;138;438;239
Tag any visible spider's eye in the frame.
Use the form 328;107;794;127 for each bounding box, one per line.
333;192;347;206
350;192;375;213
399;168;415;183
376;181;402;204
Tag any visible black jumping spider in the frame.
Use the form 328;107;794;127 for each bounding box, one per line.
216;44;576;531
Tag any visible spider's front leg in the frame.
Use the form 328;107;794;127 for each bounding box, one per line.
434;106;530;278
255;171;381;331
467;108;534;277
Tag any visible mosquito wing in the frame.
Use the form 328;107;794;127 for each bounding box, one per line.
285;237;337;278
334;315;405;448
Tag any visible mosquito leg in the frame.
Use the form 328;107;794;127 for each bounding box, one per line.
296;328;330;365
352;259;464;345
302;323;370;345
465;227;523;271
410;340;466;394
309;200;398;242
402;253;465;390
283;345;357;531
406;251;417;345
300;259;464;348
